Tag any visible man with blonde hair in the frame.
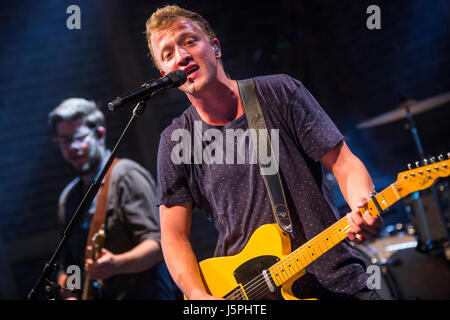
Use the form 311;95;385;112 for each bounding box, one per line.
147;5;382;300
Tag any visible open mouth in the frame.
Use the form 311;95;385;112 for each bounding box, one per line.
184;65;199;77
70;151;86;164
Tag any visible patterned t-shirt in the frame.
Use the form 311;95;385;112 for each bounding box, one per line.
157;74;368;298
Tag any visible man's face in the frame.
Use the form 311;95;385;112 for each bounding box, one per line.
151;18;221;95
55;118;103;175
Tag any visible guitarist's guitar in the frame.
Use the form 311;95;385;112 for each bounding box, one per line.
81;225;106;300
192;156;450;300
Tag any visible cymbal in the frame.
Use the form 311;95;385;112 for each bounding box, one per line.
357;91;450;129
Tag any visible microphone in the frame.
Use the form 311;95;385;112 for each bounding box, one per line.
108;70;187;111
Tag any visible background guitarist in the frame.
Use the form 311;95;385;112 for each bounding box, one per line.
147;5;383;300
49;98;178;300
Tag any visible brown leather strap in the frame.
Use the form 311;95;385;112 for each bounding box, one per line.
86;158;120;248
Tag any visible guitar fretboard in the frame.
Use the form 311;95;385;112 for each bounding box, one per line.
268;181;405;287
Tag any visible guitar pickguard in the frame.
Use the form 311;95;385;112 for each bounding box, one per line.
231;255;281;300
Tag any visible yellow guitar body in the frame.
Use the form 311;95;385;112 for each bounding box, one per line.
196;223;306;300
189;158;449;300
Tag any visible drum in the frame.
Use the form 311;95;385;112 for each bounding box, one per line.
353;223;418;300
353;223;450;300
385;247;450;300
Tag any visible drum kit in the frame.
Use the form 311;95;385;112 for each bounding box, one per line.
354;91;450;299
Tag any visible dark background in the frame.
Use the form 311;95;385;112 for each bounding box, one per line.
0;0;449;299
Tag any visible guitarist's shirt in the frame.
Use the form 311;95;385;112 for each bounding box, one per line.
57;156;177;300
157;74;368;299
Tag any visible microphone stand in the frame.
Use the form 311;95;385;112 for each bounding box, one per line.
28;101;148;300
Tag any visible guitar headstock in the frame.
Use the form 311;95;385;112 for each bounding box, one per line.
395;153;449;195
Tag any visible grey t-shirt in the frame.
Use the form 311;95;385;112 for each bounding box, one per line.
156;74;368;298
58;157;176;300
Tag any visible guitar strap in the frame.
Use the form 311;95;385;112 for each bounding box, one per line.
213;79;293;257
237;79;293;235
85;158;121;249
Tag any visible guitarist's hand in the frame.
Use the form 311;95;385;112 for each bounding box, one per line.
85;247;117;280
346;198;382;244
189;289;224;300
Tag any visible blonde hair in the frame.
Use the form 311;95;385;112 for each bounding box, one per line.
145;5;218;69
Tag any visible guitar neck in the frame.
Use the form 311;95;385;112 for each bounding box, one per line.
268;181;405;287
81;227;106;300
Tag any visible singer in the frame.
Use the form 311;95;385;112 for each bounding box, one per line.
147;5;382;300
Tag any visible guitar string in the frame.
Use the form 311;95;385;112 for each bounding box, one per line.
226;219;365;299
235;230;338;300
235;218;354;299
224;179;410;300
231;219;346;299
225;166;448;299
229;171;450;299
238;222;355;299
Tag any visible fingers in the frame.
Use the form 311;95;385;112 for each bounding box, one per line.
356;197;383;229
346;211;382;243
362;211;382;231
85;250;115;280
346;231;363;244
85;261;107;280
351;211;380;234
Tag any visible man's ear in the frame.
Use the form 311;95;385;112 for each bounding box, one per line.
96;126;106;138
212;38;221;58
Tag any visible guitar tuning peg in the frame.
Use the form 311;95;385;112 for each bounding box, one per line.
407;163;412;170
438;154;443;161
430;157;436;163
423;159;428;165
447;152;450;159
415;161;420;167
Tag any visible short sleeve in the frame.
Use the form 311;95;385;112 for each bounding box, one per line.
156;129;194;207
116;164;162;244
288;81;344;162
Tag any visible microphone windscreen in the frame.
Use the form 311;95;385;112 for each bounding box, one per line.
167;70;187;87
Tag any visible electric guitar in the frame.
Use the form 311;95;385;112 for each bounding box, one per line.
192;156;450;300
81;225;106;300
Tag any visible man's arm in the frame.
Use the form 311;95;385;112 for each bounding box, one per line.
320;141;382;243
85;238;163;280
160;203;219;300
86;162;164;280
57;272;78;300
